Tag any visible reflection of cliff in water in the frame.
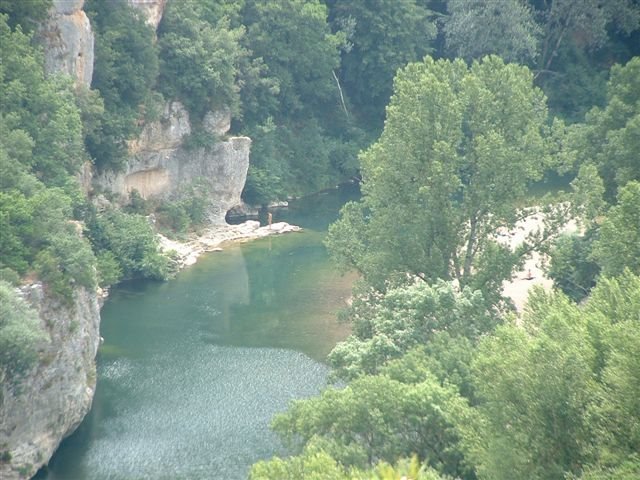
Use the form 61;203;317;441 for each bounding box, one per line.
200;231;354;361
200;246;250;342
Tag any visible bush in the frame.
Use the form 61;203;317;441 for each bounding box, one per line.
0;280;47;383
86;209;169;281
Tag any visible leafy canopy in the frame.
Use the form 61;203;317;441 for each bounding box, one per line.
327;55;550;298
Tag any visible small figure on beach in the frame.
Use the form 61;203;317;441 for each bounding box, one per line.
267;212;273;229
526;269;534;280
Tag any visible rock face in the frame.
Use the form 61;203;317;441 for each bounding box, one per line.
0;285;102;480
128;0;167;30
39;0;94;88
95;101;251;224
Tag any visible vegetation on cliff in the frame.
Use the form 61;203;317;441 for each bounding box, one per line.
0;0;639;477
0;10;171;386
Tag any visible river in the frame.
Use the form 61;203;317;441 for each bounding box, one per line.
36;184;359;480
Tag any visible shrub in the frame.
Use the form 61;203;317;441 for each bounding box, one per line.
0;280;47;383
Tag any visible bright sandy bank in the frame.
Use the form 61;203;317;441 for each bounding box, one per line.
158;220;302;269
499;210;577;312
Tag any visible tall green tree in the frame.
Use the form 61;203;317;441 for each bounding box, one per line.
327;56;550;298
0;0;51;32
569;57;640;197
272;373;470;478
533;0;640;78
242;0;343;120
158;0;247;120
463;272;640;480
0;15;84;185
591;181;640;277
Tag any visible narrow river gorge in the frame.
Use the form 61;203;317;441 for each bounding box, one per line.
37;185;359;480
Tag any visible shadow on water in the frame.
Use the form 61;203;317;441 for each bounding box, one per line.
36;184;360;480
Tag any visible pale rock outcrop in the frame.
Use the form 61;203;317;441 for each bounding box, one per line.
159;220;303;268
128;0;167;30
95;102;251;225
39;0;94;88
0;285;101;480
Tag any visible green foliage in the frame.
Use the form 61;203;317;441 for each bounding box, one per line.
463;273;640;480
85;0;159;170
242;0;343;120
548;231;600;302
34;225;97;299
0;0;51;32
591;181;640;277
575;458;640;480
251;448;449;480
465;290;598;479
158;0;247;120
568;57;640;197
326;0;437;125
0;280;47;383
329;280;496;381
534;0;639;76
327;56;550;297
95;250;122;287
1;15;85;185
272;373;470;478
250;445;355;480
444;0;540;64
86;208;168;281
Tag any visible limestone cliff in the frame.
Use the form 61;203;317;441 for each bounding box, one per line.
39;0;94;88
0;285;102;480
95;101;251;225
128;0;167;30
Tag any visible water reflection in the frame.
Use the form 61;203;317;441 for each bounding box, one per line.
38;184;359;480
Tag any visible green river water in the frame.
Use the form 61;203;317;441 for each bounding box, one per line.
37;185;359;480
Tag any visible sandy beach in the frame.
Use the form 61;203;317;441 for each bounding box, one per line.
499;210;577;311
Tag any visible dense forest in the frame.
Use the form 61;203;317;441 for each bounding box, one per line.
1;0;639;479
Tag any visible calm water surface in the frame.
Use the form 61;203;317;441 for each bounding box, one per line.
38;185;359;480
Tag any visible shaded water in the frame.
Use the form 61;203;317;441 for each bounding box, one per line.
38;185;359;480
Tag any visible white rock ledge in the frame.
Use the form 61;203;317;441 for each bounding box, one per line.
158;221;302;269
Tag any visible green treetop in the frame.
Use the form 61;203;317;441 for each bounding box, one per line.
327;55;551;299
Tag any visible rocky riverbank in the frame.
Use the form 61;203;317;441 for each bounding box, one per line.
158;220;302;269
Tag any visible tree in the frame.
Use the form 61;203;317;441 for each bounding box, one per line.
0;0;51;32
85;0;159;170
568;57;640;198
547;230;600;302
464;290;598;480
242;0;343;119
158;0;247;120
326;0;437;126
1;15;85;185
250;447;449;480
591;181;640;277
463;272;640;480
0;280;47;383
443;0;540;64
533;0;640;78
328;280;496;381
272;373;470;478
85;209;169;281
326;56;550;299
